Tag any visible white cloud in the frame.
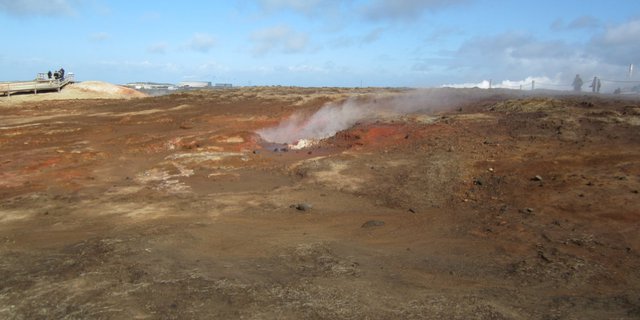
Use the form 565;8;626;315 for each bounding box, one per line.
589;18;640;65
361;0;469;22
250;25;309;56
187;33;216;53
447;32;587;82
430;17;640;90
597;19;640;45
551;15;601;31
257;0;344;16
568;16;601;30
0;0;76;16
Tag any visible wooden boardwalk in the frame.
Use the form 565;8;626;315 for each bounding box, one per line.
0;73;75;97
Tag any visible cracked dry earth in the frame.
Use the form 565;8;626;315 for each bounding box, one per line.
1;87;640;319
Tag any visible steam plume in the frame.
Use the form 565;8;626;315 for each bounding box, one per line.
256;88;493;144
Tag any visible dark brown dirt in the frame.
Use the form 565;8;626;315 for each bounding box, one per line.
1;87;639;319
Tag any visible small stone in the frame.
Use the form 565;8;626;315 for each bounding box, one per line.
532;175;543;181
408;208;416;213
293;203;312;211
448;146;455;152
361;220;385;228
537;251;551;263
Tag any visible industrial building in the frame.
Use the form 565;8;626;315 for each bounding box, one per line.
178;81;211;88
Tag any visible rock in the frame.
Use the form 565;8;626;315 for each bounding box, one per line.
537;251;551;263
519;207;535;215
448;146;455;152
408;208;416;213
361;220;385;228
473;178;483;186
531;175;543;181
292;203;312;211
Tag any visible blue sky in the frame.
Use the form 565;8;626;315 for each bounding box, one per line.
1;0;639;88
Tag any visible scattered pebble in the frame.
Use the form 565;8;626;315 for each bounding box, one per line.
291;203;313;211
531;175;543;182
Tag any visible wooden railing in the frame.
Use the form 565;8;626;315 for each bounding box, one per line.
0;73;75;97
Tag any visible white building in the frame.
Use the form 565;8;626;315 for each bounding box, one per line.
178;81;211;88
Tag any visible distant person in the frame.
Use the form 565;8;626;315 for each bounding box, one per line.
59;68;65;80
47;70;52;79
572;74;583;92
590;77;597;93
54;71;59;79
596;79;601;93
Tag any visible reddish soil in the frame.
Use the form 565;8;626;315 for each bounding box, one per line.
0;87;639;319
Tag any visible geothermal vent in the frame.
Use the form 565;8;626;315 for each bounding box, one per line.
256;89;471;149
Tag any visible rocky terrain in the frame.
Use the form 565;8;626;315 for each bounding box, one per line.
0;85;639;319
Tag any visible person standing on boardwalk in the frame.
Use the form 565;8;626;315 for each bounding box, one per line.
572;74;583;92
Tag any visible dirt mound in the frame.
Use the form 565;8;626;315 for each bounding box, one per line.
68;81;147;98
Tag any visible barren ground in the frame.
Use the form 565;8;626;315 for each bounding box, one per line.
1;86;639;319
